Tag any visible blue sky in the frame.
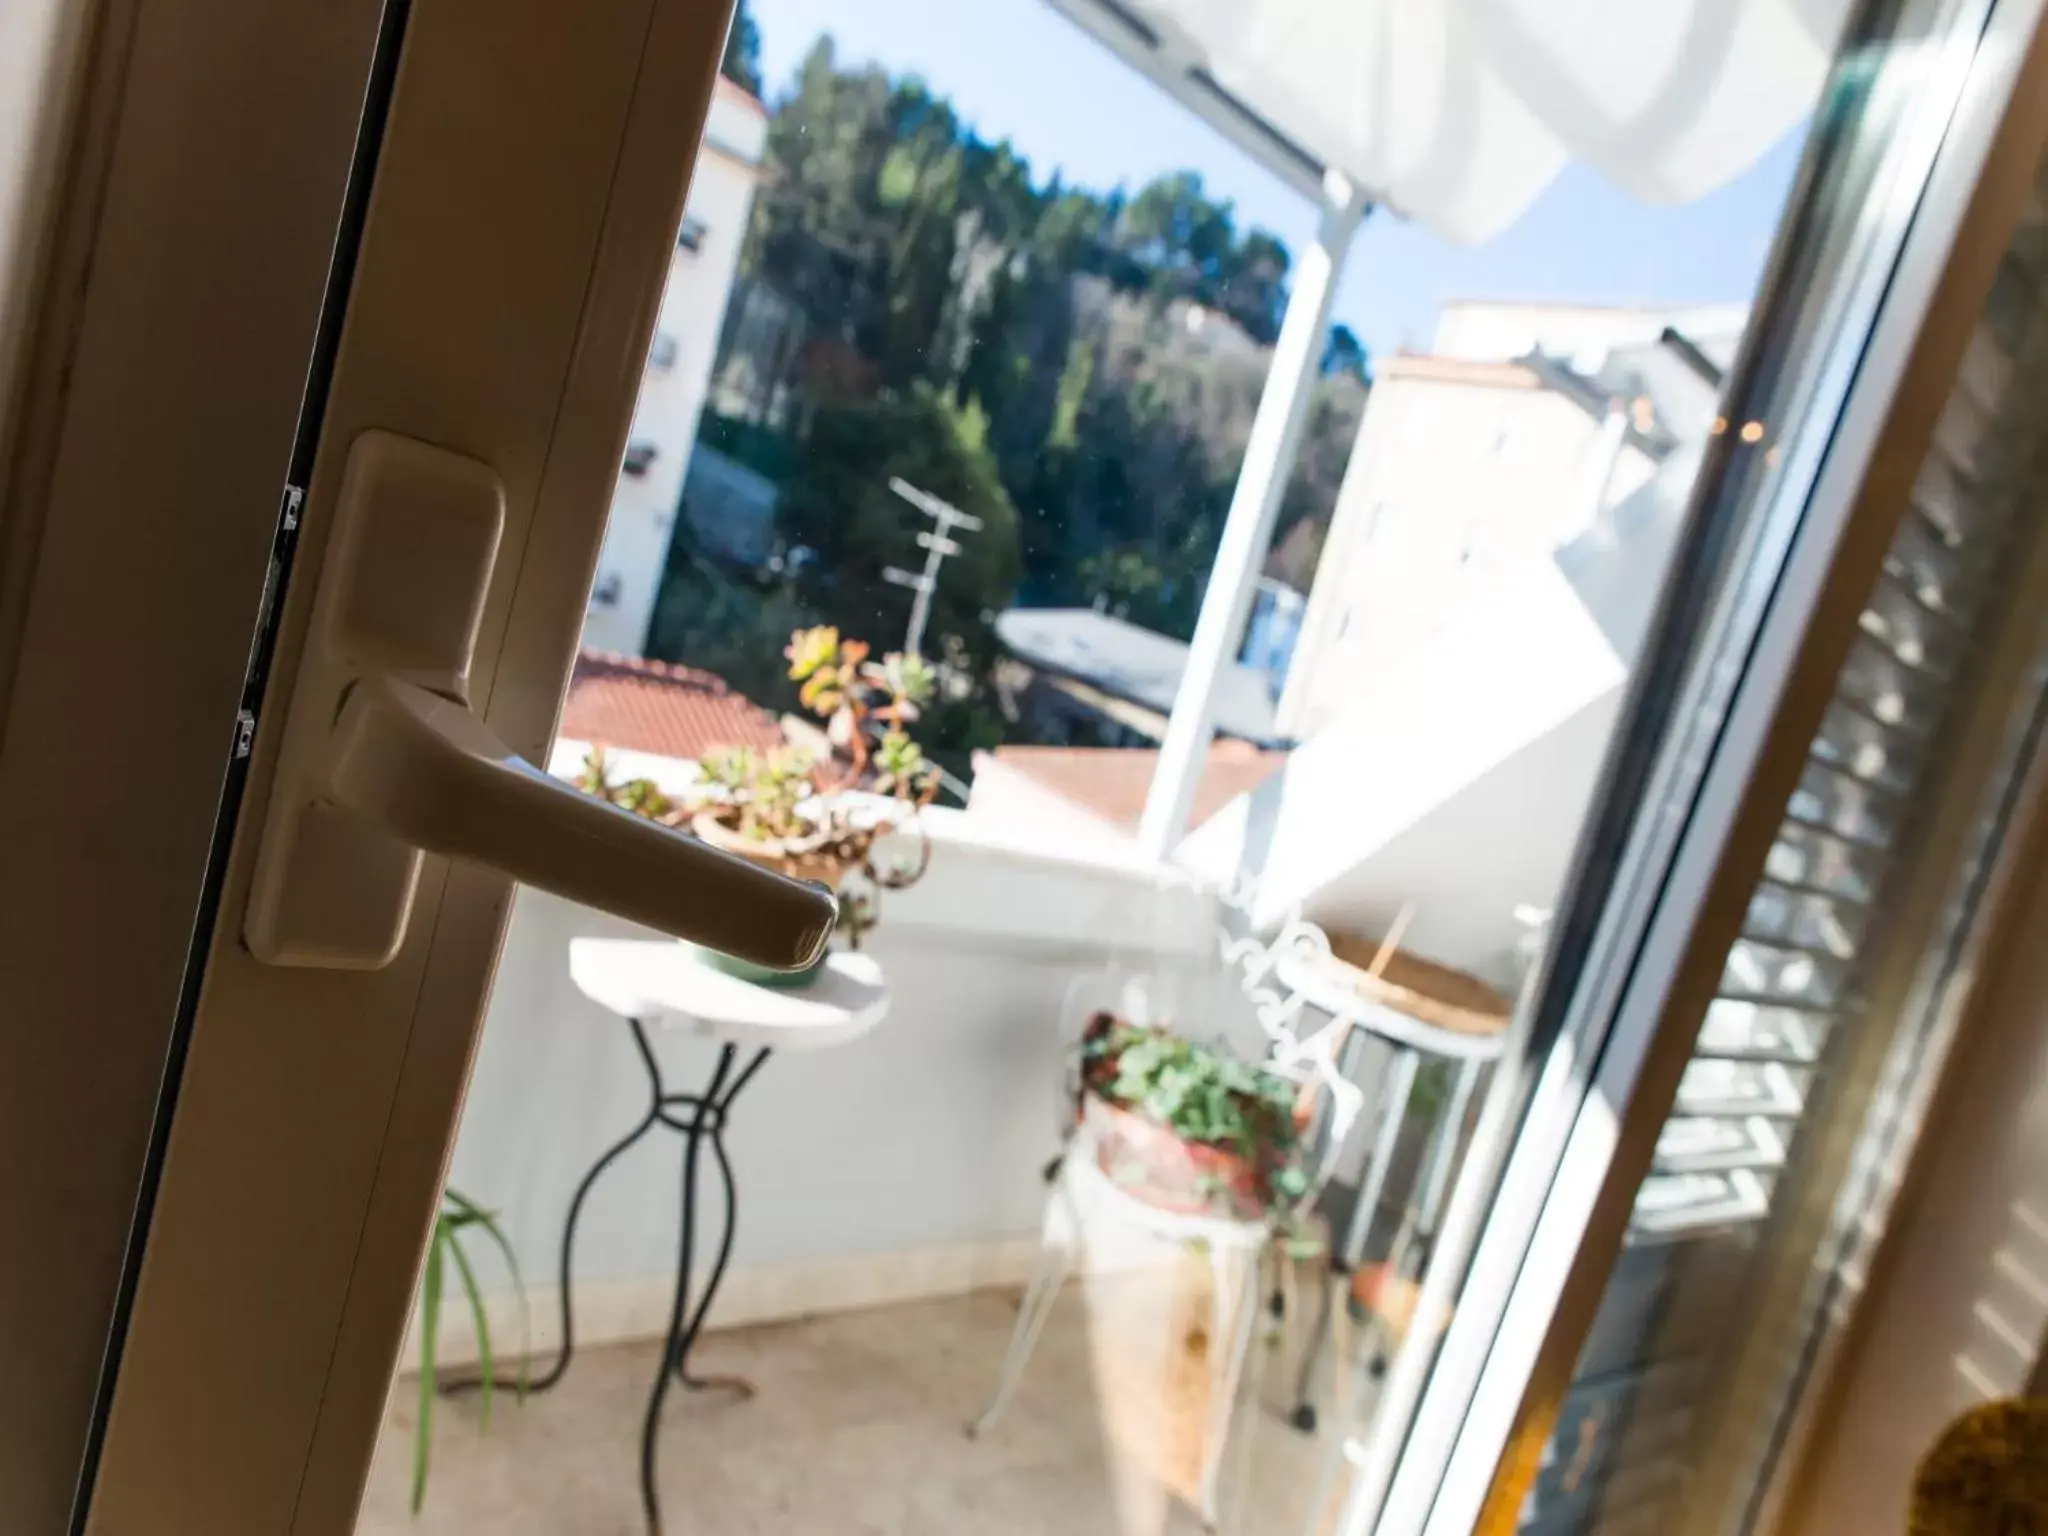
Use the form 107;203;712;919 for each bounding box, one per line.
749;0;1809;361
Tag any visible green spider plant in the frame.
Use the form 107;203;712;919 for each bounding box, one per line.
411;1187;530;1513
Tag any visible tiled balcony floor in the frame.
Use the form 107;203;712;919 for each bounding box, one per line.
358;1262;1375;1535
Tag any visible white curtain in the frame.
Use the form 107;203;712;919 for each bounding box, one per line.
1130;0;1848;242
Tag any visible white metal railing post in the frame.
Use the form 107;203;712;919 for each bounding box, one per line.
1137;171;1366;858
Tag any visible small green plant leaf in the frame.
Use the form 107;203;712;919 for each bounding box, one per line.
412;1227;445;1514
442;1189;532;1398
784;625;841;681
444;1226;495;1431
439;1187;488;1221
1083;1019;1317;1228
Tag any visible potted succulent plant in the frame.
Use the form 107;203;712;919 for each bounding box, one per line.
577;744;835;986
576;627;940;979
688;627;937;872
1076;1012;1315;1235
688;741;847;881
686;627;938;937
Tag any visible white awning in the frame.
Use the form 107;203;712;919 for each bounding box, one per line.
1047;0;1849;243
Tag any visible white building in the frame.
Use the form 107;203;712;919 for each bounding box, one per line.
1431;298;1750;369
580;77;768;656
1277;300;1742;739
1183;300;1743;981
970;298;1742;946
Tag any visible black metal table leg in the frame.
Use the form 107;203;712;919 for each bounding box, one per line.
669;1046;769;1390
639;1041;771;1536
441;1017;771;1536
440;1017;669;1401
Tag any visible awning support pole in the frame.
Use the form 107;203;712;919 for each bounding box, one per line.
1138;173;1365;859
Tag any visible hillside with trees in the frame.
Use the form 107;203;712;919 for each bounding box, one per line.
651;11;1368;772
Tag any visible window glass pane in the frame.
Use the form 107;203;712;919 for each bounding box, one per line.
351;3;1866;1532
1510;129;2048;1536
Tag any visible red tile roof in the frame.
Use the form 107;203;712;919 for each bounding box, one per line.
987;741;1285;833
559;651;784;763
714;74;768;117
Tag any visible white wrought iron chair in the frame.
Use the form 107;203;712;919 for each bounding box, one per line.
971;926;1364;1528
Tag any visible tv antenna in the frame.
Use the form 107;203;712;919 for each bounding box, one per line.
881;476;983;658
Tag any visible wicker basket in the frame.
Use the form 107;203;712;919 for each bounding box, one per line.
1323;929;1511;1038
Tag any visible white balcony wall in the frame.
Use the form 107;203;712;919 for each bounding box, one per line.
417;820;1242;1366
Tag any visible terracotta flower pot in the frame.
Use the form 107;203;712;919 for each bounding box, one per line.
1347;1261;1453;1342
1081;1090;1263;1221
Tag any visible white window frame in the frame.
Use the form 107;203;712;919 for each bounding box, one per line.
1350;2;2048;1530
0;3;742;1529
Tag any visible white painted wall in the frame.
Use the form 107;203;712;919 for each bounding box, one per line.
1554;442;1705;661
1222;291;1738;983
1276;368;1653;741
1278;300;1742;746
1184;557;1628;983
581;81;766;656
1181;401;1702;985
1301;693;1621;983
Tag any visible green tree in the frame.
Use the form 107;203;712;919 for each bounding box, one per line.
645;556;815;712
776;385;1021;664
720;0;763;96
1321;323;1370;381
670;35;1370;736
755;385;1022;778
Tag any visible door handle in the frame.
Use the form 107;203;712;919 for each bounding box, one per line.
244;430;837;972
